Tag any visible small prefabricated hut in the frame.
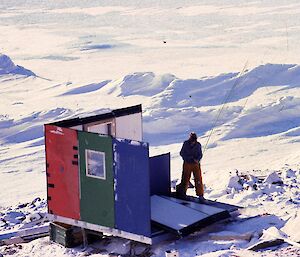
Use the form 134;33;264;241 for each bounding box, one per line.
45;105;239;245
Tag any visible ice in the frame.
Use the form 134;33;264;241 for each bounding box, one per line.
281;213;300;242
0;56;300;256
1;1;300;255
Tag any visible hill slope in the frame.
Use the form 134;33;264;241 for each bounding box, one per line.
0;55;300;256
1;55;300;205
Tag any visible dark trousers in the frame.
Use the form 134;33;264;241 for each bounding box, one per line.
181;162;204;196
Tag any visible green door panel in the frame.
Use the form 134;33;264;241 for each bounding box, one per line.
78;132;114;228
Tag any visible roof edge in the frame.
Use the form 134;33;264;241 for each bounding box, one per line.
46;104;142;128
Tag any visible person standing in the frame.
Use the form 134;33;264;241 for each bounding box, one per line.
179;132;204;201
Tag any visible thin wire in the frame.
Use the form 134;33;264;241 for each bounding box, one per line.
203;61;249;154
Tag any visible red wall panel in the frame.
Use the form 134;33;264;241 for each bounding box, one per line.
45;125;80;220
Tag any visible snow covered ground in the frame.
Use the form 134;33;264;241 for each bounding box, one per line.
1;54;300;256
1;1;300;256
1;1;300;82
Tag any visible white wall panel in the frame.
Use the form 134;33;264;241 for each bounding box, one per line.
115;113;142;141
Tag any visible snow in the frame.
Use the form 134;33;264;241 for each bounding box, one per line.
1;56;300;257
0;54;35;76
281;213;300;242
0;1;300;256
263;172;283;185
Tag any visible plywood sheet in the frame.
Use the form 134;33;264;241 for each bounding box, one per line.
113;138;151;237
151;195;232;236
151;195;208;232
149;153;171;196
78;132;114;228
115;113;142;141
163;196;225;216
183;195;240;213
45;125;80;220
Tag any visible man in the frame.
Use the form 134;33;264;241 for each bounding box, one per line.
179;132;204;201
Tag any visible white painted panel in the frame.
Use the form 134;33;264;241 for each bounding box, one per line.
162;196;225;216
70;125;83;131
87;123;109;134
87;121;115;136
151;195;208;231
115;113;142;141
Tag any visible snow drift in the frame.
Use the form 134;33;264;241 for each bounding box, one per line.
0;54;35;76
1;54;300;256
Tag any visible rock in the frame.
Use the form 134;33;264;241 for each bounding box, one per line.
32;197;41;204
283;169;297;179
264;171;283;185
3;211;25;225
0;218;7;227
226;175;243;193
24;213;42;222
17;203;28;209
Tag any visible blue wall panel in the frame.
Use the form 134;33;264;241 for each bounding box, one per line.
149;153;171;196
113;138;151;237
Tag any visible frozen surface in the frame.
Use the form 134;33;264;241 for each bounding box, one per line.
1;1;300;83
1;1;300;256
1;54;300;256
0;54;35;76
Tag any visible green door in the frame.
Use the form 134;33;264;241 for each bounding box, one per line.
78;132;114;228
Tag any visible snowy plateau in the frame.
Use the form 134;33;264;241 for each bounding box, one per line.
0;1;300;257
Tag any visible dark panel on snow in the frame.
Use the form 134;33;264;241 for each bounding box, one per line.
151;195;230;236
113;138;151;237
149;153;171;196
78;132;114;228
45;125;80;220
48;105;142;128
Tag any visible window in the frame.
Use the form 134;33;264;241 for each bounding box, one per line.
85;149;106;180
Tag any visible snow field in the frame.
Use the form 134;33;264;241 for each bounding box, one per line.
0;54;300;256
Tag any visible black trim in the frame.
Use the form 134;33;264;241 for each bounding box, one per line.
149;152;171;159
73;146;78;150
46;163;49;168
47;196;52;201
73;154;78;159
72;160;78;166
179;211;230;236
46;172;50;177
48;183;55;188
46;104;142;128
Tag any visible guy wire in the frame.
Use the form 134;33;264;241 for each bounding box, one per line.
203;61;249;155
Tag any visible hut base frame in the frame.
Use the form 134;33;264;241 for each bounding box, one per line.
47;214;154;244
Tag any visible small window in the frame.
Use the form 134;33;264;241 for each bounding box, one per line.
85;149;106;180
